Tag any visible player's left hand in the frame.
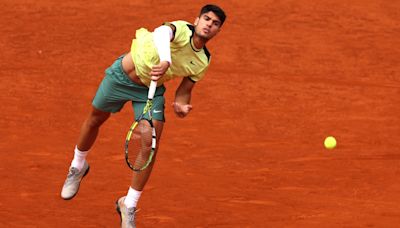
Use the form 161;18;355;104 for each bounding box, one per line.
172;102;192;118
150;61;170;81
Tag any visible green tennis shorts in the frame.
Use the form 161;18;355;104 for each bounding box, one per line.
92;55;166;121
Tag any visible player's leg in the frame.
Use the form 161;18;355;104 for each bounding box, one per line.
130;120;164;190
61;55;130;200
117;95;165;227
117;120;164;227
61;107;110;200
126;95;166;198
71;107;111;169
76;107;111;151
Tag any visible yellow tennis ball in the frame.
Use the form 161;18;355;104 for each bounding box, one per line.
324;136;337;149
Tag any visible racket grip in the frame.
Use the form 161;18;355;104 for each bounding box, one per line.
148;80;157;99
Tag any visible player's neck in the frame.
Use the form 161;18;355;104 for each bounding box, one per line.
192;34;208;49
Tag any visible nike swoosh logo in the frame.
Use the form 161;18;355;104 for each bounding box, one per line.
153;110;162;113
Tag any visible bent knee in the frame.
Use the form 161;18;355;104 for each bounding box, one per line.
86;109;110;127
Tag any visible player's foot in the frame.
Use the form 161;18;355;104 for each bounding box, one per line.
61;161;89;200
116;196;137;228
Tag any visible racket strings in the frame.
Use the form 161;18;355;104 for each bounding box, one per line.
130;120;153;169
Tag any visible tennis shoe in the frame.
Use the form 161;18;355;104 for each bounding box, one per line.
116;196;137;228
61;161;89;200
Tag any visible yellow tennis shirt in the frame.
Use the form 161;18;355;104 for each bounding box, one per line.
130;20;211;86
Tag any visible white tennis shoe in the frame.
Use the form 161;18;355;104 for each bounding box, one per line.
116;196;137;228
61;161;89;200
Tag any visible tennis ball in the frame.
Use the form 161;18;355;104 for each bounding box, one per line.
324;136;336;149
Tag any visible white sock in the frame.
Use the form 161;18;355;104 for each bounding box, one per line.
70;146;88;171
124;187;142;209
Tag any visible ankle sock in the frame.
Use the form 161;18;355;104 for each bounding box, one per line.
124;187;142;208
70;146;88;171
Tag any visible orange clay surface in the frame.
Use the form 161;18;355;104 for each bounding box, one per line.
1;0;400;227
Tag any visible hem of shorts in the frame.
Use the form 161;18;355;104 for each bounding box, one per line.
154;117;166;122
91;102;120;113
143;116;166;123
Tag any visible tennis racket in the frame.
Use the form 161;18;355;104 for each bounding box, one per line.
125;80;157;172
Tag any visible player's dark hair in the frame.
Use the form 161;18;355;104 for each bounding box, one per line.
200;4;226;26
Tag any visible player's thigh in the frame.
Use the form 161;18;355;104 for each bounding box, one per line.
132;95;165;121
92;55;138;113
152;120;164;142
86;106;111;127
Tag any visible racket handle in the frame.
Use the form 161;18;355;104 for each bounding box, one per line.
148;80;157;100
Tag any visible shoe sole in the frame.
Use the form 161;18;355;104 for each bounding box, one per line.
61;166;90;200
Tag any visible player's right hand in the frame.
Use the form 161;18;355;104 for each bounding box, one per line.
150;61;170;81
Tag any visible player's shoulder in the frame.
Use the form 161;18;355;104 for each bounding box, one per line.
168;20;193;33
170;20;192;28
162;20;192;38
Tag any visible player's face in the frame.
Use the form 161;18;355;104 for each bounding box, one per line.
194;11;222;41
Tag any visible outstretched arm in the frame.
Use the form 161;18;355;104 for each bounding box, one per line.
173;77;195;118
151;25;174;81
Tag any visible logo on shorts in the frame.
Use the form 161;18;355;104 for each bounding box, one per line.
153;110;162;113
190;61;195;65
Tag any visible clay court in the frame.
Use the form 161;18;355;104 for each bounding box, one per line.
1;0;400;227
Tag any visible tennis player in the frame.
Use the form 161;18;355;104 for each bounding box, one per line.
61;4;226;227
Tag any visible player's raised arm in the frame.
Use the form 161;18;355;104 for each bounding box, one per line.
150;25;174;81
